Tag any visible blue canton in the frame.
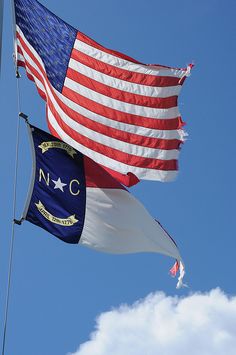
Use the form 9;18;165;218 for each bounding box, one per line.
15;0;77;91
25;125;86;244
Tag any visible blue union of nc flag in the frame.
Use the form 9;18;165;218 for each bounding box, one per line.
24;125;86;243
23;125;185;286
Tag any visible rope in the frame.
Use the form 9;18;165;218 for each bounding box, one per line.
1;76;23;355
1;0;23;347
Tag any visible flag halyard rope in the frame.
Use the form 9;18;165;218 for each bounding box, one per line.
1;1;28;346
1;93;18;355
1;74;25;355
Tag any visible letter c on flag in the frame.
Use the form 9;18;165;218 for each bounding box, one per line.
69;179;80;196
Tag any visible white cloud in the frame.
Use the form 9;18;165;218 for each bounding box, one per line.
68;289;236;355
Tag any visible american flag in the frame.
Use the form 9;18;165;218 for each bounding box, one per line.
15;0;192;186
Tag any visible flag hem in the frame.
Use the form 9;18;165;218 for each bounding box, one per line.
21;123;37;220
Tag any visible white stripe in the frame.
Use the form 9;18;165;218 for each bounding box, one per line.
18;53;47;96
60;81;178;121
19;41;183;141
26;67;178;179
35;62;184;140
18;39;179;160
64;77;180;119
17;26;46;68
17;35;184;144
74;39;187;78
47;109;177;181
24;65;46;95
68;58;182;98
17;53;25;62
81;188;181;258
17;28;181;121
17;44;47;96
17;28;179;181
26;59;184;142
47;106;179;160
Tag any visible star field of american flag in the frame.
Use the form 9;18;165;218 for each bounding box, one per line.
15;0;77;91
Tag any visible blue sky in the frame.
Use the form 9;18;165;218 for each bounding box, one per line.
1;1;236;354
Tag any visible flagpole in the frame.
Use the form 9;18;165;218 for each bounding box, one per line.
1;1;24;354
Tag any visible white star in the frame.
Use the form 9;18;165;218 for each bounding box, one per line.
52;177;67;192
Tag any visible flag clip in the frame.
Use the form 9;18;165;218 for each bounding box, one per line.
16;70;21;79
19;112;29;123
13;218;23;225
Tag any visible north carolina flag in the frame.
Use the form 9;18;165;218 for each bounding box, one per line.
22;125;185;286
15;0;192;187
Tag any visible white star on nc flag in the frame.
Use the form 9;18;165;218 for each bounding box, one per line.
52;177;67;192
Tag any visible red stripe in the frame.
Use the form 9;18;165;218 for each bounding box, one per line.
47;119;147;187
17;46;23;56
17;42;182;146
48;116;140;187
17;46;182;178
50;84;182;149
101;166;140;187
17;33;179;173
62;86;183;130
17;34;183;132
47;119;140;188
48;102;178;171
55;98;182;150
71;48;181;87
17;59;47;101
77;31;143;65
18;35;184;130
17;59;25;67
17;33;44;70
17;39;53;104
66;67;178;109
45;120;129;188
169;261;180;277
15;28;189;185
51;89;181;150
77;31;186;71
84;156;126;189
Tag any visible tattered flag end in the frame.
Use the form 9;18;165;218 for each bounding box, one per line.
176;261;188;289
186;63;194;77
169;260;180;277
170;260;188;289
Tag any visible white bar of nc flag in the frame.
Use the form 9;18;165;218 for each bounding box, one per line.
23;125;185;288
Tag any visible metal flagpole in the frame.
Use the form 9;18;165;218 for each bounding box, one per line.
1;1;26;354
